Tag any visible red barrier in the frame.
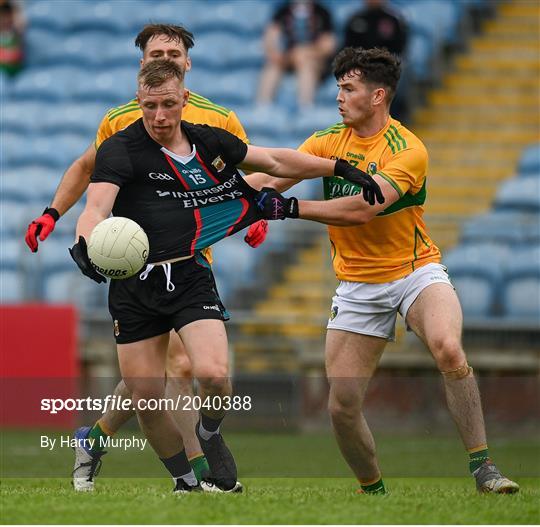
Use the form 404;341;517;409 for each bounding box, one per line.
0;304;79;428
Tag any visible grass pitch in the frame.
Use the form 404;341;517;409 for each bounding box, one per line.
1;430;539;524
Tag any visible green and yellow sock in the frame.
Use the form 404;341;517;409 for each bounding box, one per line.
189;453;210;482
360;477;386;494
87;420;111;454
468;445;489;473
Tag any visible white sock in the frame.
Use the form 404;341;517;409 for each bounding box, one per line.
198;422;220;441
177;469;198;487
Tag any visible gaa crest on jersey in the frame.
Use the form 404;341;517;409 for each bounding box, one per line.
329;305;339;321
114;319;120;337
367;162;377;175
211;156;226;172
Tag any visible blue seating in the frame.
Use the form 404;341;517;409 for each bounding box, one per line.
0;269;25;303
42;267;108;308
10;66;79;102
25;0;75;32
189;0;275;37
494;177;540;213
294;107;342;139
70;66;138;103
188;69;258;107
444;243;509;317
37;102;106;137
501;246;540;320
460;210;540;246
406;28;435;81
0;200;30;236
2;101;44;135
0;237;23;268
518;143;540;176
236;104;289;138
2;167;60;203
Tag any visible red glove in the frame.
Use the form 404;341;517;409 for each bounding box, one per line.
244;220;268;248
25;207;60;252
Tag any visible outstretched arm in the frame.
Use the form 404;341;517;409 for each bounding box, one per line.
52;144;97;216
298;176;400;226
75;182;119;241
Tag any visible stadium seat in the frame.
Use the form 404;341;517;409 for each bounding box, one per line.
0;269;25;303
42;267;108;309
443;243;509;317
406;27;436;82
190;33;264;70
10;66;79;102
100;34;141;68
294;107;342;138
189;0;274;37
501;246;540;319
188;69;258;107
494;177;540;213
236;104;289;138
2;167;60;204
37;237;74;268
460;210;540;246
65;0;139;33
518;143;540;176
52;203;86;236
0;201;30;236
2;101;44;135
70;67;138;103
0;237;23;268
37;102;106;137
25;0;74;32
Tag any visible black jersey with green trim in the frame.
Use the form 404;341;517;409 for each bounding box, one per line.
91;119;262;263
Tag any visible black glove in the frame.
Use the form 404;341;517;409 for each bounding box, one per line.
334;159;385;206
69;236;106;284
255;187;299;220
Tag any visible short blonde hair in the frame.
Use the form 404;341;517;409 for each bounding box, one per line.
138;59;185;90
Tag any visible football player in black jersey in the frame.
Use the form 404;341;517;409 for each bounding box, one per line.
71;59;383;493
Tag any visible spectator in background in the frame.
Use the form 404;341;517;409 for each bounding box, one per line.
257;0;336;109
343;0;410;121
0;0;25;76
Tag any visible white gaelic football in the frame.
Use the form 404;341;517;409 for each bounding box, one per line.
88;217;149;279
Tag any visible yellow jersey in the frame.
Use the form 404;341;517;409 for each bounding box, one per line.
95;91;248;148
95;91;248;265
299;117;441;283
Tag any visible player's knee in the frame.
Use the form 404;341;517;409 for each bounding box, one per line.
127;378;165;403
166;352;192;379
328;389;362;423
431;336;465;371
197;371;230;395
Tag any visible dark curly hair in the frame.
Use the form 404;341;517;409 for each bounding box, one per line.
135;24;194;53
333;47;401;104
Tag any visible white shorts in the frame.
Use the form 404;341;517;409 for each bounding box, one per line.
327;263;453;341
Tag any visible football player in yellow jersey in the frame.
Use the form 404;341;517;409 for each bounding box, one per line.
24;23;267;492
252;47;518;494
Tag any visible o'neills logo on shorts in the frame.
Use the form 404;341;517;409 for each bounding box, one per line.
329;305;339;321
113;320;120;337
203;304;220;312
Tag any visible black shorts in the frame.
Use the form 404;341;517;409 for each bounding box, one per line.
108;256;228;344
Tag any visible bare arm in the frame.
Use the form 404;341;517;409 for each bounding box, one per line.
76;182;119;240
51;144;97;216
244;172;297;193
239;145;337;180
298;176;400;226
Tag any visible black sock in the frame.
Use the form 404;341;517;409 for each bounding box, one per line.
160;449;196;485
201;413;224;434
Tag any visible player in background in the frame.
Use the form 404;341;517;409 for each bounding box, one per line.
24;24;267;492
251;47;519;495
71;59;383;493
